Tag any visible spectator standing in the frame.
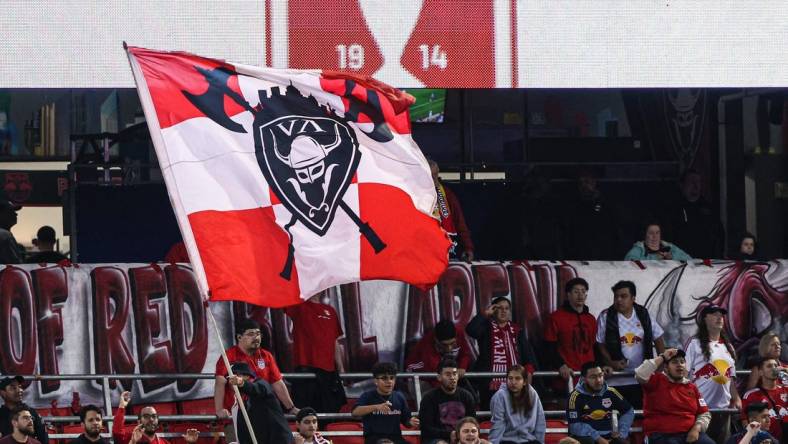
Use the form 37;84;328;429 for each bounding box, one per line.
466;296;537;409
0;199;23;264
405;319;473;391
214;319;297;442
451;417;492;444
293;407;332;444
68;405;108;443
567;362;634;444
726;403;778;444
488;365;546;444
351;362;419;444
561;169;622;260
419;359;477;444
684;304;741;444
0;376;48;444
26;226;67;263
226;362;295;444
635;348;714;444
285;294;347;414
595;281;665;408
429;159;474;261
112;391;198;444
746;333;788;390
624;222;691;261
544;278;598;383
0;406;40;444
664;169;725;259
740;357;788;441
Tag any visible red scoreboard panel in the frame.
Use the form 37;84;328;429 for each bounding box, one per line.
277;0;507;88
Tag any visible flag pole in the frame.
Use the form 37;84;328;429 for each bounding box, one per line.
207;307;259;444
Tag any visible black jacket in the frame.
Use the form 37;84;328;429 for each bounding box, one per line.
236;379;294;444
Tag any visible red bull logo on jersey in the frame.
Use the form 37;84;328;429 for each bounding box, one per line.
581;409;611;421
620;332;643;347
694;359;733;384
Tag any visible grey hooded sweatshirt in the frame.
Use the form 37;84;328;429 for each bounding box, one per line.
489;383;546;443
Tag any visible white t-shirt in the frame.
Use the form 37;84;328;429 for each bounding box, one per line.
595;309;664;386
684;337;736;408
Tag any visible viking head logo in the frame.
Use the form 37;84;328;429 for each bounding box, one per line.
255;86;360;235
664;89;707;170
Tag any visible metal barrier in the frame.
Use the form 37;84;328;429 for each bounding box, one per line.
16;370;748;442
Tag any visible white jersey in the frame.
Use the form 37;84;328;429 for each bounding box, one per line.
684;337;736;409
595;309;664;386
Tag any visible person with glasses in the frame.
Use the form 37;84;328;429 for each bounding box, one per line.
352;362;419;444
112;391;199;444
567;362;634;444
0;405;40;444
214;319;297;442
0;376;48;444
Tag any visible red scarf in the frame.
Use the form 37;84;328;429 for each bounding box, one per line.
489;320;519;390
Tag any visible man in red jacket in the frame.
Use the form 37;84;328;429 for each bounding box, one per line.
635;348;715;444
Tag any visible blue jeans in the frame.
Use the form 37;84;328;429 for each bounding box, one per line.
647;431;715;444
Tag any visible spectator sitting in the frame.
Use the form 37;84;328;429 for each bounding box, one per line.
68;405;108;444
489;364;545;444
26;226;67;264
466;296;537;409
624;222;691;261
730;232;759;261
745;333;788;390
726;402;778;444
405;319;473;391
226;362;295;444
429;159;474;261
635;348;714;444
419;359;476;444
544;277;597;385
684;304;741;444
285;294;347;415
567;361;634;444
351;362;419;444
740;357;788;441
450;417;491;444
0;199;23;264
0;376;48;444
293;407;332;444
0;405;40;444
595;280;666;409
112;391;198;444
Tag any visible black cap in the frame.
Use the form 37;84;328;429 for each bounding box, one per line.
296;407;318;422
666;349;686;362
0;375;24;390
699;304;728;318
230;362;255;378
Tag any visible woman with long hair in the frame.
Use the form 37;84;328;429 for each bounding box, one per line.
489;365;545;444
451;417;492;444
684;304;741;444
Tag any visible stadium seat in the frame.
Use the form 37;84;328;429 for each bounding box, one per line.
178;397;216;415
325;421;364;444
168;422;216;444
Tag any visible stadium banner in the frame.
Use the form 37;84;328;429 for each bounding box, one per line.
0;260;785;408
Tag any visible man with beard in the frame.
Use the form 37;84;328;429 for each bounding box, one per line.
567;362;634;444
68;405;107;443
635;348;714;444
418;359;476;444
466;296;537;409
112;391;198;444
0;406;40;444
0;377;47;444
214;319;297;441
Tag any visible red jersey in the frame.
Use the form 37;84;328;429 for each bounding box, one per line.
543;303;597;370
404;329;473;387
285;301;343;371
215;345;282;410
112;407;171;444
642;372;709;435
741;385;788;440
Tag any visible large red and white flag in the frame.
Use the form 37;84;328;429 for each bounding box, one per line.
126;47;450;307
